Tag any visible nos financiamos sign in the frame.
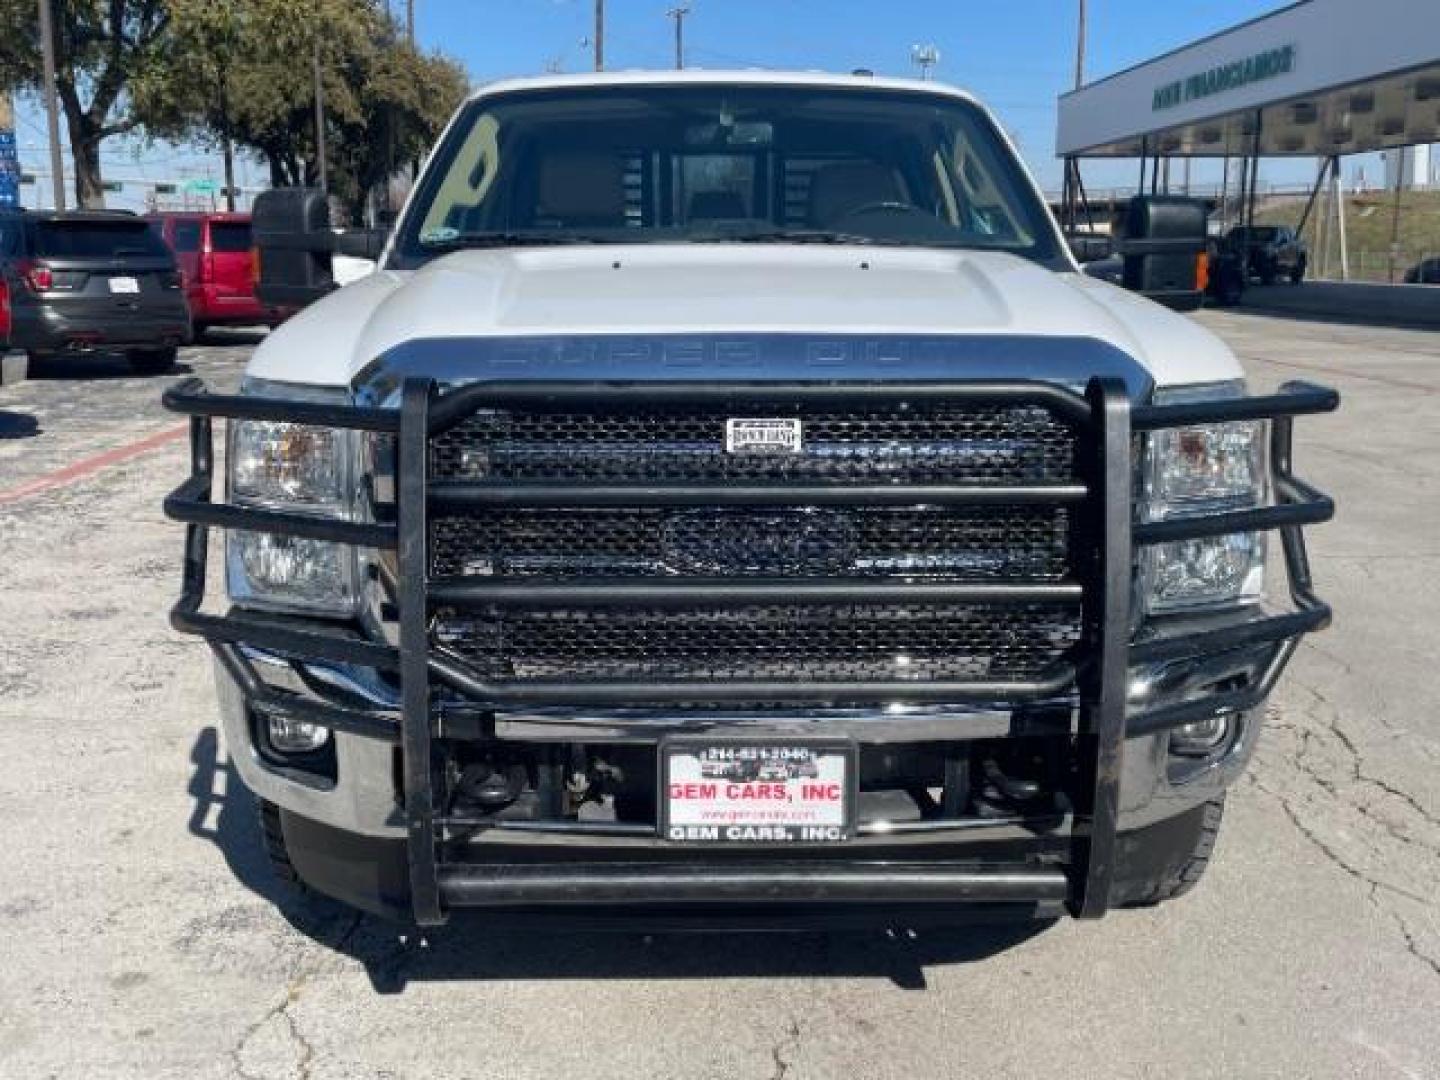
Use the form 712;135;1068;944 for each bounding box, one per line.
1153;44;1296;111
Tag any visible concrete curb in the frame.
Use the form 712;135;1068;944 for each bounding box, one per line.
1239;282;1440;331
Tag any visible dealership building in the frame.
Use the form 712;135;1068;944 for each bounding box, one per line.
1055;0;1440;277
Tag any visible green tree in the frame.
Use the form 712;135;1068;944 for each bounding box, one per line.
150;0;467;222
0;0;173;208
0;0;466;216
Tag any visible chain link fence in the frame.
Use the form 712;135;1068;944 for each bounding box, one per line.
1312;250;1440;284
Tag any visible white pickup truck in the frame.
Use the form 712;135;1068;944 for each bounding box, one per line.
163;71;1337;926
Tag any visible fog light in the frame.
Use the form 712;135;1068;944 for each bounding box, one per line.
267;713;331;754
1170;714;1231;756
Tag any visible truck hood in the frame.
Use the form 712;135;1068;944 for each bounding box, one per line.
249;245;1241;391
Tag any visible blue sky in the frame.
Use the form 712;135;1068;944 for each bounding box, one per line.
415;0;1338;191
14;0;1355;210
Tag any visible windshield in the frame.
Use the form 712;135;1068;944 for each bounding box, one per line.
396;84;1060;265
36;220;172;259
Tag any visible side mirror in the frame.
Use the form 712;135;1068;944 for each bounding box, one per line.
334;229;388;261
1117;196;1208;312
253;188;388;308
1066;232;1113;264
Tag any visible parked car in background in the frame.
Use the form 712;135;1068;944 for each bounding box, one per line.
0;209;190;374
1225;224;1308;285
1403;256;1440;284
146;212;289;337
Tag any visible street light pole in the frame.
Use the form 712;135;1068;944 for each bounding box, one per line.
910;44;939;81
37;0;65;210
667;6;690;70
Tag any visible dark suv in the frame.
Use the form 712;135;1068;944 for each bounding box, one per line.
1225;225;1308;285
0;210;191;374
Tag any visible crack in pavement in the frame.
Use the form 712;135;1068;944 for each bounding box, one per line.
1250;651;1440;983
768;1018;802;1080
1248;771;1440;981
1249;722;1440;984
230;978;317;1080
229;911;364;1080
1283;684;1440;849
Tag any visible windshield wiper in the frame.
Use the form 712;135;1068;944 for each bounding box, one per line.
703;229;882;246
418;231;607;251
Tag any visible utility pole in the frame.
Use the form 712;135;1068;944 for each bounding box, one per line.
594;0;604;71
1333;158;1349;281
1073;0;1087;89
406;0;415;45
667;6;690;70
221;125;236;211
37;0;65;210
1387;150;1405;284
313;43;329;194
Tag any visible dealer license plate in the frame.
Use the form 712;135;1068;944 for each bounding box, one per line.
660;738;855;843
725;418;802;454
108;276;140;294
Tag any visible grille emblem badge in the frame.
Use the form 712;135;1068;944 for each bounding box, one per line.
660;510;856;576
725;418;802;454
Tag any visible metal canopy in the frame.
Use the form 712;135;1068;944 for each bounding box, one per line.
1057;0;1440;159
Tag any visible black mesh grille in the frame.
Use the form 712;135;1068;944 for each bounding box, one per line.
427;394;1083;689
430;507;1072;580
430;402;1077;485
434;603;1081;683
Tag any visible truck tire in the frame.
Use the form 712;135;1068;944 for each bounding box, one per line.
1214;269;1244;307
1290;258;1306;285
257;798;307;890
128;346;178;375
1123;795;1225;906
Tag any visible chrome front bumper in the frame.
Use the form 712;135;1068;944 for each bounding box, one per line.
217;644;1261;843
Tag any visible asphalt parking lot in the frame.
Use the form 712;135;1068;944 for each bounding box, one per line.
0;312;1437;1080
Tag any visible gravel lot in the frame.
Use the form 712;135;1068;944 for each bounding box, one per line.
0;313;1436;1080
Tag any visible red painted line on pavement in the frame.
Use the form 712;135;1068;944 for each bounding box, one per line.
0;422;189;506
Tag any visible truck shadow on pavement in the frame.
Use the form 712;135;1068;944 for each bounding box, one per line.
26;354;194;380
195;327;268;347
188;728;1055;994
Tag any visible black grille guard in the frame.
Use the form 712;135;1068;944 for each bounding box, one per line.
162;376;1338;924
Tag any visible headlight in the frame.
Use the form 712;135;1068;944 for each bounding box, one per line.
227;531;355;613
225;380;358;617
230;421;348;512
1145;422;1265;510
1141;384;1268;615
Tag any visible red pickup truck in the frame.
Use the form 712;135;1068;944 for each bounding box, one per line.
146;212;290;336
